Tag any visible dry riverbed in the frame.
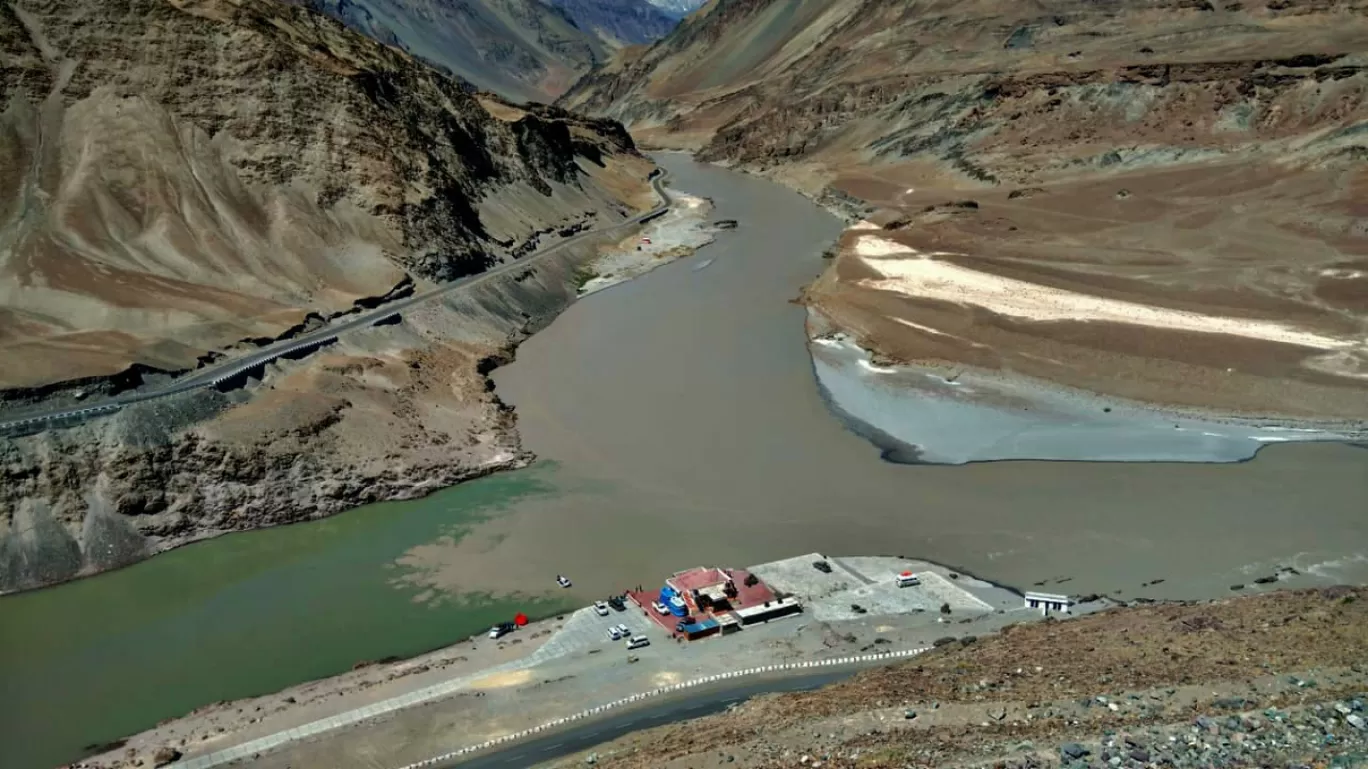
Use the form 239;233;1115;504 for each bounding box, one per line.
579;191;718;295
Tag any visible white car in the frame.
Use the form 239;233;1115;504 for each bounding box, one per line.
615;623;629;637
593;601;610;616
626;635;650;650
607;626;623;641
651;601;670;615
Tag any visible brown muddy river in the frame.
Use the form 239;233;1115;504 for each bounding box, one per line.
404;153;1368;602
5;153;1365;769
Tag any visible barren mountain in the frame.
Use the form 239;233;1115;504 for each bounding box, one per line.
562;0;1368;421
0;0;659;592
549;0;678;48
287;0;607;102
640;0;704;19
288;0;684;103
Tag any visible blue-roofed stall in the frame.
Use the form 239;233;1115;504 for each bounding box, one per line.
675;617;720;640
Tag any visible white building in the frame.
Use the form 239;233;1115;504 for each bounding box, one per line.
1024;591;1072;615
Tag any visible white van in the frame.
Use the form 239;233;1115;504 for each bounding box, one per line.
895;573;921;588
625;634;650;650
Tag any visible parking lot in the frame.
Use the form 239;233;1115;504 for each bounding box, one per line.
751;553;1018;623
526;600;659;665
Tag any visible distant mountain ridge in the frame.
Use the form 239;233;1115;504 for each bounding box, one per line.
549;0;678;46
288;0;682;102
641;0;706;18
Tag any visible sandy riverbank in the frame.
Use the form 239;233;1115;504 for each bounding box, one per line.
807;311;1366;465
579;192;718;295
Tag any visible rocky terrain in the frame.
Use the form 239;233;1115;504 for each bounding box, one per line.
561;0;1368;421
640;0;704;19
0;0;661;593
288;0;683;103
550;0;678;48
555;586;1368;769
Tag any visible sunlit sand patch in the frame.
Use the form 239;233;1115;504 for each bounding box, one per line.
466;669;534;690
849;220;881;231
858;357;898;373
1304;348;1368;380
889;315;981;345
652;671;682;687
852;235;1352;350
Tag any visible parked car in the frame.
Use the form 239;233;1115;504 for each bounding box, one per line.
593;601;610;616
626;635;650;650
607;596;627;612
813;560;833;574
607;626;623;641
488;622;515;640
652;600;670;615
615;623;629;637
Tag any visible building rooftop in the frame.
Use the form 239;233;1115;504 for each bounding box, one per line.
667;567;730;594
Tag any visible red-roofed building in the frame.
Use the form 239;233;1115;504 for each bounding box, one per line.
628;565;793;639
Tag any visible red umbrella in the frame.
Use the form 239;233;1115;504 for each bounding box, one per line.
513;612;529;627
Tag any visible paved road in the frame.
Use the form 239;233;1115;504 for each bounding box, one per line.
443;668;858;768
0;171;672;432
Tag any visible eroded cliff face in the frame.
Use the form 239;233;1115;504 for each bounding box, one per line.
0;0;658;592
563;0;1368;424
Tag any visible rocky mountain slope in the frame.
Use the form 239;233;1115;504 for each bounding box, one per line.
287;0;605;101
640;0;704;19
561;0;1368;421
555;586;1368;769
549;0;678;47
288;0;682;103
0;0;659;592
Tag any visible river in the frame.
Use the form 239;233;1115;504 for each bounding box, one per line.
3;153;1366;769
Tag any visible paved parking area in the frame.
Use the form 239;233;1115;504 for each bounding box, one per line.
752;553;1018;622
528;604;658;664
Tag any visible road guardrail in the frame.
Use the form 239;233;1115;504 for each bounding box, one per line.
394;646;930;769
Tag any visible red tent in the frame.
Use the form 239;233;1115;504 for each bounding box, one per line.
513;612;529;627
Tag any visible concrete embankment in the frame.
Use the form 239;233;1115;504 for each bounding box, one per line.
88;553;1026;769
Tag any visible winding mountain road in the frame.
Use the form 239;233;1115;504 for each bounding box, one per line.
0;170;672;433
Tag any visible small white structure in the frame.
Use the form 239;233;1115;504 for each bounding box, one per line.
1024;591;1072;615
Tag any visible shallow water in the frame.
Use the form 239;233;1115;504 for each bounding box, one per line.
809;331;1355;464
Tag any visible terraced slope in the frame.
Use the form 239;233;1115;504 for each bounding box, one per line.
562;0;1368;420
